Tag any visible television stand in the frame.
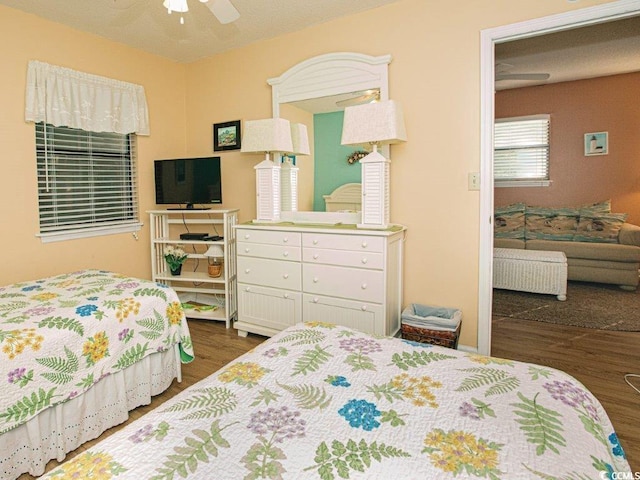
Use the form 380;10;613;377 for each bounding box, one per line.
167;207;211;211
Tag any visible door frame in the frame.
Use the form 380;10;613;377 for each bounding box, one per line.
477;0;640;355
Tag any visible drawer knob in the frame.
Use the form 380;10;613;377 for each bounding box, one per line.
362;241;368;248
313;277;319;283
313;239;318;245
245;248;250;253
283;237;288;243
245;287;251;292
313;254;319;260
313;297;319;303
361;257;368;264
244;234;250;239
361;283;367;290
283;273;289;279
245;268;251;274
361;305;367;311
283;251;289;257
284;293;289;299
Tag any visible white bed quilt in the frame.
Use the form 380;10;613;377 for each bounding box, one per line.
0;269;193;435
39;322;630;479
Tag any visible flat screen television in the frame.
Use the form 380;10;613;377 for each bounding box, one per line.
154;157;222;209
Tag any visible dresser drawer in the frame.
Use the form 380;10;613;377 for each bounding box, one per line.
302;233;384;252
303;264;383;303
238;256;301;290
238;241;301;262
303;294;384;335
302;248;383;270
237;229;301;247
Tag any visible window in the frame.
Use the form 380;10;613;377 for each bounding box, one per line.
36;123;140;242
494;114;550;187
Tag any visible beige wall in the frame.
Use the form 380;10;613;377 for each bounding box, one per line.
0;5;187;285
1;0;613;348
495;72;640;224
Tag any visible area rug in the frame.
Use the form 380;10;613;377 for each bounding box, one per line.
492;281;640;331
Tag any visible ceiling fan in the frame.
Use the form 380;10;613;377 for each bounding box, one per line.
163;0;239;24
495;63;550;82
335;89;381;108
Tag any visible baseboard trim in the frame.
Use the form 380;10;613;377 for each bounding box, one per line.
457;344;478;354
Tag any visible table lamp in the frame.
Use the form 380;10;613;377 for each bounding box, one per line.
241;118;293;222
281;122;311;212
341;100;407;229
204;244;224;278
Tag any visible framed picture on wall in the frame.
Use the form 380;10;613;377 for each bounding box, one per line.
584;131;608;156
213;120;241;151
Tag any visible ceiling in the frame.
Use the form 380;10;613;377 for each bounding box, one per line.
1;1;638;87
495;15;640;90
0;0;404;63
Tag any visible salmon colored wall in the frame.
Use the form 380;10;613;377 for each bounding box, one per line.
0;5;187;285
495;72;640;224
1;0;614;348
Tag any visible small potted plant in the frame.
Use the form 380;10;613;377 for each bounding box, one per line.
164;245;188;275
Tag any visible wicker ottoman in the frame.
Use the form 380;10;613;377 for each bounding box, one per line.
493;248;568;301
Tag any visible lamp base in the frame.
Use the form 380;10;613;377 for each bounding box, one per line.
357;223;389;230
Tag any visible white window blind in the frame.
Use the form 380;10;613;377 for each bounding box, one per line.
36;122;140;242
494;114;550;187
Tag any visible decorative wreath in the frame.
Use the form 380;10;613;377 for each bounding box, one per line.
347;150;368;165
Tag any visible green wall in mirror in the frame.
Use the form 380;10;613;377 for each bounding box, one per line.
313;111;362;211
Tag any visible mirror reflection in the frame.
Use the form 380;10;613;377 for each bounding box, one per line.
281;91;381;212
269;52;391;218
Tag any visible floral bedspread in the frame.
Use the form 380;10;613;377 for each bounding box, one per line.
39;322;629;480
0;270;193;434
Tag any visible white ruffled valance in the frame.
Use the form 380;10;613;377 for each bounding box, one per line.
25;60;150;135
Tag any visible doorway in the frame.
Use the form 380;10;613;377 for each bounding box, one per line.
477;0;640;355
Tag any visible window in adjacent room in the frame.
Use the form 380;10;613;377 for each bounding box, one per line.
35;123;140;242
494;114;550;187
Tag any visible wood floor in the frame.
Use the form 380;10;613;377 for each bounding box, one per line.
492;315;640;472
21;316;640;477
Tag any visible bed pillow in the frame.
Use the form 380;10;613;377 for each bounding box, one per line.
574;213;628;243
525;206;579;241
578;199;611;216
494;203;525;239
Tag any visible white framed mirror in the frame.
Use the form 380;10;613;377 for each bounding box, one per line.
268;52;391;224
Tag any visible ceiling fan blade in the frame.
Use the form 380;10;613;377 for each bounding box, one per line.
496;73;550;81
335;90;380;107
201;0;240;24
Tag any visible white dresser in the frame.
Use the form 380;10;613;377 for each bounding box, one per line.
234;224;405;338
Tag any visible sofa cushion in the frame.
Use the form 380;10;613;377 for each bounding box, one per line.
526;239;640;263
578;199;611;216
494;203;525;239
619;222;640;247
574;213;627;243
525;206;579;241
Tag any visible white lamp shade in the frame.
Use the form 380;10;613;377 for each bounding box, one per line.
341;100;407;146
163;0;188;13
204;245;224;258
241;118;293;154
290;123;310;155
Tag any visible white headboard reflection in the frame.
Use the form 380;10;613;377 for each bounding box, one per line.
323;183;362;212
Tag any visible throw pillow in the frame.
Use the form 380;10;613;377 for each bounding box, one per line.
574;213;628;243
578;199;611;216
494;203;525;239
525;206;579;241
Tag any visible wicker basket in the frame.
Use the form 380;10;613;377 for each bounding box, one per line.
401;323;461;349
